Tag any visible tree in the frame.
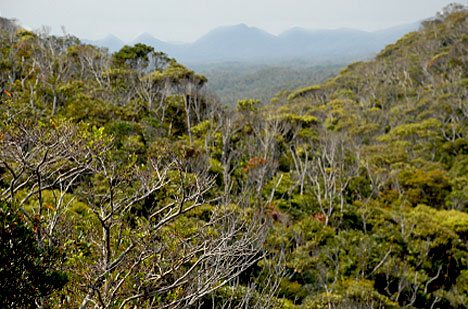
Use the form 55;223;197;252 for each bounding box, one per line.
0;201;68;308
304;130;357;226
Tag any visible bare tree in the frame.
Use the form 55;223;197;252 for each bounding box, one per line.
0;119;104;242
75;147;269;308
304;130;358;225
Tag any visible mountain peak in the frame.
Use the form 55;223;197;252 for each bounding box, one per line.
233;23;249;29
132;32;164;44
102;34;123;42
134;32;155;39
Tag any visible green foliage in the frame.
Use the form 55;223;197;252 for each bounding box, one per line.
263;6;468;308
237;98;260;112
303;279;398;308
287;84;321;101
398;167;451;207
112;43;155;66
280;113;318;126
0;202;68;308
0;5;467;308
447;154;468;211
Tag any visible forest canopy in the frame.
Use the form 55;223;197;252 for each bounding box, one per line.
0;3;467;308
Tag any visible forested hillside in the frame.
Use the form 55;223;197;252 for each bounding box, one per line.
0;3;467;309
194;62;342;104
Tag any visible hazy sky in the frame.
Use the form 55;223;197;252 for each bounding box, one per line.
0;0;463;42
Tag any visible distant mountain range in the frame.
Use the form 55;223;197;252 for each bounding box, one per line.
83;23;420;64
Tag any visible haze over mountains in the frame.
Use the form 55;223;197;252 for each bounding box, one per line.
84;22;420;64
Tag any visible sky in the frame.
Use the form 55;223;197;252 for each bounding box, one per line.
0;0;464;42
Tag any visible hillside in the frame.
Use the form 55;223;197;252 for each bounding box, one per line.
195;62;342;104
262;5;468;306
0;4;467;308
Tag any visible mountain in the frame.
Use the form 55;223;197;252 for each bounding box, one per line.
86;22;420;64
189;24;277;61
129;32;183;55
82;34;124;52
277;27;375;57
277;22;420;57
373;21;421;41
130;32;166;48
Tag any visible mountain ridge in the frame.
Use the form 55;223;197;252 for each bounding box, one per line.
85;22;420;64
